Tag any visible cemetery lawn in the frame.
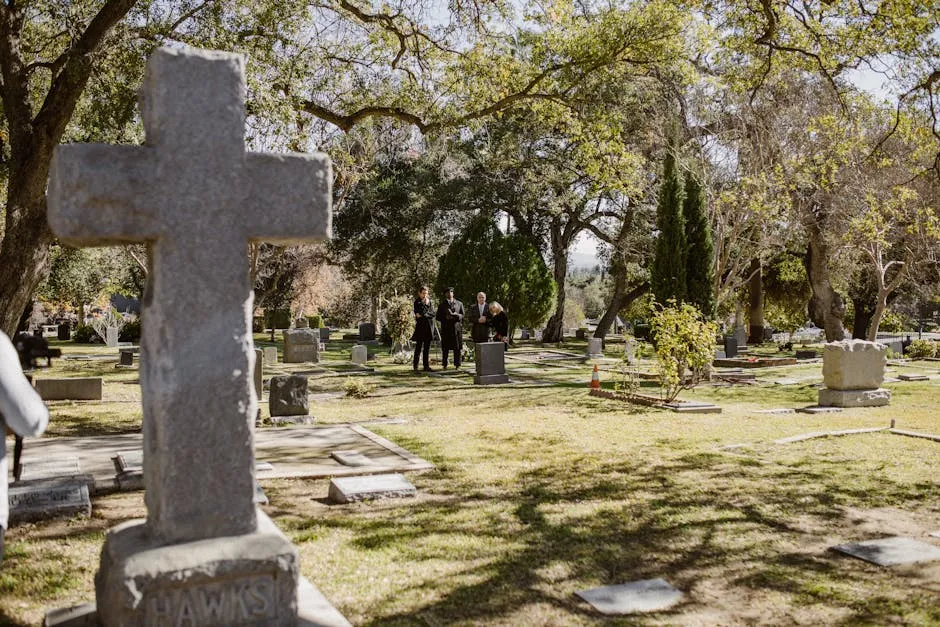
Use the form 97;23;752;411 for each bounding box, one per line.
2;338;939;625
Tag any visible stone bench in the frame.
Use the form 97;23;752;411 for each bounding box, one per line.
34;377;103;401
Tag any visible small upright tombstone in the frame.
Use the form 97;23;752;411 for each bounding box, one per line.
624;338;637;364
359;322;376;341
57;322;71;341
253;347;263;397
475;342;510;385
105;325;119;348
818;340;891;407
319;327;331;342
351;345;368;365
262;345;278;365
734;325;747;348
269;374;309;417
283;327;320;363
295;317;309;329
587;337;604;359
723;335;738;359
46;47;337;624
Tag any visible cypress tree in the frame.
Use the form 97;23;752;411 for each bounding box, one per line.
683;174;716;317
651;151;687;304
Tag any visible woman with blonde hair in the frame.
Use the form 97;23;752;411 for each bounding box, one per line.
488;301;509;350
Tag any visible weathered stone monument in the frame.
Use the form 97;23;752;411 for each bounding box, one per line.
47;47;342;625
283;327;320;363
358;322;376;342
586;337;604;359
818;340;891;407
351;344;368;365
475;342;510;384
269;375;310;418
263;346;278;365
106;326;119;348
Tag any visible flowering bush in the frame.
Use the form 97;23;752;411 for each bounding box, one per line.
385;296;415;352
650;300;718;402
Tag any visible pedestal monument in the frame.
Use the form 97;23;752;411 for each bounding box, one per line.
47;47;345;625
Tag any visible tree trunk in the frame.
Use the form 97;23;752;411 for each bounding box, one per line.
0;191;55;336
804;227;846;341
747;258;764;344
595;281;649;339
542;249;568;343
866;289;891;342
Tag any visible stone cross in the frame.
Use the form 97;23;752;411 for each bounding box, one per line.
47;47;331;544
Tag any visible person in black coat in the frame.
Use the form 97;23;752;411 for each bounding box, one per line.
469;291;492;344
436;287;465;368
411;286;434;371
488;301;509;350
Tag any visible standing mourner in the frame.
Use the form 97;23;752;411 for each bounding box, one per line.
469;292;491;343
0;332;49;561
489;302;510;350
436;287;465;369
412;286;435;372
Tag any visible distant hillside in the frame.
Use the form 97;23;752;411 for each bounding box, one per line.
569;252;601;270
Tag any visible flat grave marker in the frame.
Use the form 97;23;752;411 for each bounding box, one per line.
833;536;940;566
330;450;375;467
33;377;102;401
898;373;930;382
328;473;417;504
18;455;82;480
576;578;684;615
9;478;91;525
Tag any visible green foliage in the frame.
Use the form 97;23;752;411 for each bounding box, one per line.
72;325;97;344
385;296;416;350
880;311;910;333
435;216;555;331
306;314;323;329
651;151;687;304
683;174;715;318
333;149;466;298
343;377;375;399
563;300;587;330
906;340;938;360
650;300;718;402
119;319;141;343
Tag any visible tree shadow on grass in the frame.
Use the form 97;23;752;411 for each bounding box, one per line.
283;447;937;625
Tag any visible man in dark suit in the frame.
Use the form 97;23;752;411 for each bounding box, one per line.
469;291;491;344
435;287;464;369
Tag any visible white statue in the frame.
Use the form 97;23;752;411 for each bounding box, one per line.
0;331;49;558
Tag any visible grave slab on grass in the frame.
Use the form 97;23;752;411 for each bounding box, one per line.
331;450;375;467
19;455;82;480
898;373;930;382
21;424;433;492
833;536;940;566
796;406;844;414
9;477;91;525
576;578;684;615
663;400;722;414
754;408;796;415
328;473;416;504
33;377;102;401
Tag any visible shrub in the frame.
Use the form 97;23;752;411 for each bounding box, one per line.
306;314;323;328
906;339;938;359
385;296;415;351
650;300;718;402
344;377;375;399
119;319;141;343
72;324;98;343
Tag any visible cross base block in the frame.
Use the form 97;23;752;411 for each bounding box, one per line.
96;509;300;626
818;387;891;408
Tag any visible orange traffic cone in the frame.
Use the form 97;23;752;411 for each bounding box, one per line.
590;364;600;389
